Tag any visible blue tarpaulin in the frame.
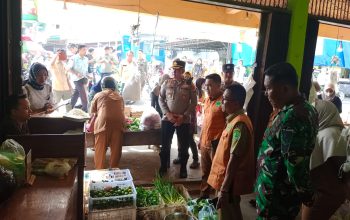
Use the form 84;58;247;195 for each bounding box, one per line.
314;38;350;68
231;43;256;66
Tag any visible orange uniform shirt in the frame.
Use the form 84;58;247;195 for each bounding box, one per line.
91;89;125;134
199;95;226;149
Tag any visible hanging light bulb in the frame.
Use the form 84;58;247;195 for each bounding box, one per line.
337;40;343;52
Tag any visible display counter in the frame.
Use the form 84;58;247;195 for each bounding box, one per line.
0;168;78;220
5;116;86;220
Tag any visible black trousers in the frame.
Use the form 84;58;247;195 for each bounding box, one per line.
177;131;199;161
160;120;190;169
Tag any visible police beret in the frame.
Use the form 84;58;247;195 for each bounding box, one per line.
222;64;235;72
172;60;186;69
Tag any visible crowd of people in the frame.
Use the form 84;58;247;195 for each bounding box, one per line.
156;60;350;219
2;56;350;219
20;44;165;115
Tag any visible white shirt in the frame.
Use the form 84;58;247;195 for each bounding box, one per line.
24;84;54;111
119;59;138;82
68;54;88;82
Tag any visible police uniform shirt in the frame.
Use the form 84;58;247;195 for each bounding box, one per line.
159;78;197;124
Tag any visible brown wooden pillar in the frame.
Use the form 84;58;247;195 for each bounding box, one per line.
247;11;291;156
299;17;319;98
0;0;22;117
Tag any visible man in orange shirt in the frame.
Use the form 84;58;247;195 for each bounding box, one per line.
199;73;226;198
208;83;255;220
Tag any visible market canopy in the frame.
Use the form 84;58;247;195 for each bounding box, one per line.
59;0;260;28
154;39;229;52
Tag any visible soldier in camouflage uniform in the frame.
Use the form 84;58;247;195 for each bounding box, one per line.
255;62;318;219
159;60;197;178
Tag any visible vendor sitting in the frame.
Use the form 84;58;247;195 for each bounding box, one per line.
0;94;31;141
23;62;54;114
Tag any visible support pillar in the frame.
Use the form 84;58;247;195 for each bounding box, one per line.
287;0;310;81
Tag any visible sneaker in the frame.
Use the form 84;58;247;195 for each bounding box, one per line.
173;158;181;165
190;160;200;169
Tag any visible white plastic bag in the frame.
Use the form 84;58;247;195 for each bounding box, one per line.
1;139;25;157
140;107;161;130
243;73;256;110
0;139;25;184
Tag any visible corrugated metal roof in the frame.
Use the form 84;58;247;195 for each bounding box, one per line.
309;0;350;22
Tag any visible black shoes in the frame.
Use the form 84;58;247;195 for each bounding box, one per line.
179;166;187;178
190;160;200;169
173;158;181;165
158;167;167;177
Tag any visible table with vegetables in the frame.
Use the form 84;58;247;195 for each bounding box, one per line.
86;106;162;147
83;169;219;220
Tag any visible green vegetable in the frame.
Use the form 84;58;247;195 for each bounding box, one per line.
136;187;160;207
126;117;141;131
90;186;133;198
92;197;134;210
153;174;186;205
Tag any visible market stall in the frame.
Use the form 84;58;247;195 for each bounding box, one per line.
83;169;201;220
85;105;162;148
0;116;86;220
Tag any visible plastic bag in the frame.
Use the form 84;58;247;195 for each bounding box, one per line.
198;204;218;220
140;107;161;131
44;160;71;178
32;158;76;177
243;73;256;110
0;166;17;204
187;199;218;220
0;139;25;184
1;139;25;157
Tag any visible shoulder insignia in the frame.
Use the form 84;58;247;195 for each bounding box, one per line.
232;128;241;141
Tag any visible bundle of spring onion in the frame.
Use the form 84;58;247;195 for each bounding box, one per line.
153;174;186;205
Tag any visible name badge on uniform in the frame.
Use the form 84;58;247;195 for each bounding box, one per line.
215;101;221;107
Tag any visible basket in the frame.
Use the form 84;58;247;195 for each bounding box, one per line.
88;207;136;220
159;184;191;219
88;169;133;182
89;180;136;211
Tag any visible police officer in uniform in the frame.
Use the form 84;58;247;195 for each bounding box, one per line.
222;64;235;89
159;60;197;178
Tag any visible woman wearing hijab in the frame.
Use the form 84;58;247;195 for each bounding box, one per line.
302;100;349;220
91;76;125;169
24;62;54;114
318;83;342;113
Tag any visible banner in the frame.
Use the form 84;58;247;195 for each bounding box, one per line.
22;0;38;21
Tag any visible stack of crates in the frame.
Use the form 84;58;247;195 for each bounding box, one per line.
87;169;136;220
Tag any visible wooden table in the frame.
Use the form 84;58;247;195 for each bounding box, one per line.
0;168;78;220
85;129;162;148
6;116;86;220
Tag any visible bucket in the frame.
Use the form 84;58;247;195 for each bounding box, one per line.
164;212;194;220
